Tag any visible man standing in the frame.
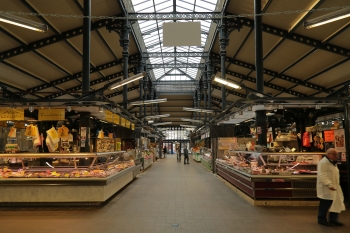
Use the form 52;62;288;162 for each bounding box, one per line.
184;146;189;164
317;148;345;226
163;146;167;158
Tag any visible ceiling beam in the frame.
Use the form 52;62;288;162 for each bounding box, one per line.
147;63;205;69
212;53;329;93
234;16;350;58
214;66;306;97
127;12;222;20
143;52;209;57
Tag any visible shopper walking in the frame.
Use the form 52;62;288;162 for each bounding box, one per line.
176;146;181;162
317;148;345;227
184;146;189;164
163;146;167;158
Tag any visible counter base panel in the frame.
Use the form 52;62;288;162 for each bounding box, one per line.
216;174;319;207
201;159;212;171
216;162;318;201
192;154;201;162
0;164;141;205
143;158;153;170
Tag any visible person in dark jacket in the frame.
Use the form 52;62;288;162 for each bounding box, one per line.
163;146;167;158
184;146;189;164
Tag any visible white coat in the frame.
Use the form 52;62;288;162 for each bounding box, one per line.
317;156;345;213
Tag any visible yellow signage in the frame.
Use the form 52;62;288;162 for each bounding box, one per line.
105;110;113;123
121;117;126;127
113;114;120;125
125;120;130;128
131;123;135;130
38;109;65;121
0;108;24;121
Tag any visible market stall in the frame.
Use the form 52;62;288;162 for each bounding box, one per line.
0;151;140;205
216;151;324;200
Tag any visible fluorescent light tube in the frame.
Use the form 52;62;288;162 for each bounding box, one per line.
304;7;350;29
153;122;172;126
183;107;213;113
0;12;48;33
145;114;170;119
109;72;145;90
129;98;167;106
214;76;241;89
181;118;203;124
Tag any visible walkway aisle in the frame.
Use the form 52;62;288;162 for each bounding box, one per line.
1;155;349;233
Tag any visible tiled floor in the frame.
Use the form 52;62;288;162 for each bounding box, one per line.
0;154;349;233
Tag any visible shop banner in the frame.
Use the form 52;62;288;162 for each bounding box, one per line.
105;110;113;123
121;117;126;127
125;120;130;128
324;130;335;142
131;123;135;130
38;109;65;121
113;114;120;125
334;129;345;152
0;108;24;121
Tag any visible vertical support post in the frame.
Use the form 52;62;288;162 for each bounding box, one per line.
207;61;213;121
193;94;197;124
254;0;267;146
144;75;148;117
139;64;144;119
82;0;91;94
120;20;130;110
197;83;201;122
150;86;154;116
79;112;91;152
255;0;264;92
344;88;350;201
219;17;228;111
203;70;208;123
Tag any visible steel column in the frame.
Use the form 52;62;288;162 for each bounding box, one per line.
207;61;213;120
82;0;91;93
219;17;228;111
120;20;131;110
344;87;350;202
203;69;208;123
144;75;148;117
255;0;267;146
139;59;144;119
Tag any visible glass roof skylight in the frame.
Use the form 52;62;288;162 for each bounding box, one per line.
130;0;218;82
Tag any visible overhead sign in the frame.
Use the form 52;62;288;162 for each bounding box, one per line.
125;120;130;128
131;123;135;130
105;110;113;123
121;117;126;127
0;108;24;121
38;109;65;121
113;114;120;125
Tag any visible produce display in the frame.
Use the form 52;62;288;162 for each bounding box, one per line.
141;150;153;159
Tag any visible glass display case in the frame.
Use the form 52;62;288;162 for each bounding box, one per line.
0;151;141;205
201;148;212;171
216;151;325;200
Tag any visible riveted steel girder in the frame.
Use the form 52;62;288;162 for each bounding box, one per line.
127;12;222;20
147;63;205;69
233;17;350;58
211;53;329;93
211;84;246;98
143;52;209;58
214;66;306;97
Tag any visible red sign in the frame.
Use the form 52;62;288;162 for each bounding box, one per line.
324;130;334;142
256;127;261;134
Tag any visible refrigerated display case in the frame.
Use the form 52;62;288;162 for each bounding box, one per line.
216;151;325;200
0;151;141;205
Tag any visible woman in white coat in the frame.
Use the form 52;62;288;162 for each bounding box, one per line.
317;148;345;226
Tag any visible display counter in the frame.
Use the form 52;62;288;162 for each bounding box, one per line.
201;156;212;171
143;157;153;170
216;151;325;200
0;151;141;205
192;152;201;162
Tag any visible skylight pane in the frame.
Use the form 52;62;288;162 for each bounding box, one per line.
134;1;154;12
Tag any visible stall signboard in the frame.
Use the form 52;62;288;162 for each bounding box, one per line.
0;108;24;121
121;117;126;127
125;120;130;128
218;137;235;150
334;129;345;152
324;130;335;142
38;109;65;121
131;123;135;130
113;114;120;125
105;110;113;123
